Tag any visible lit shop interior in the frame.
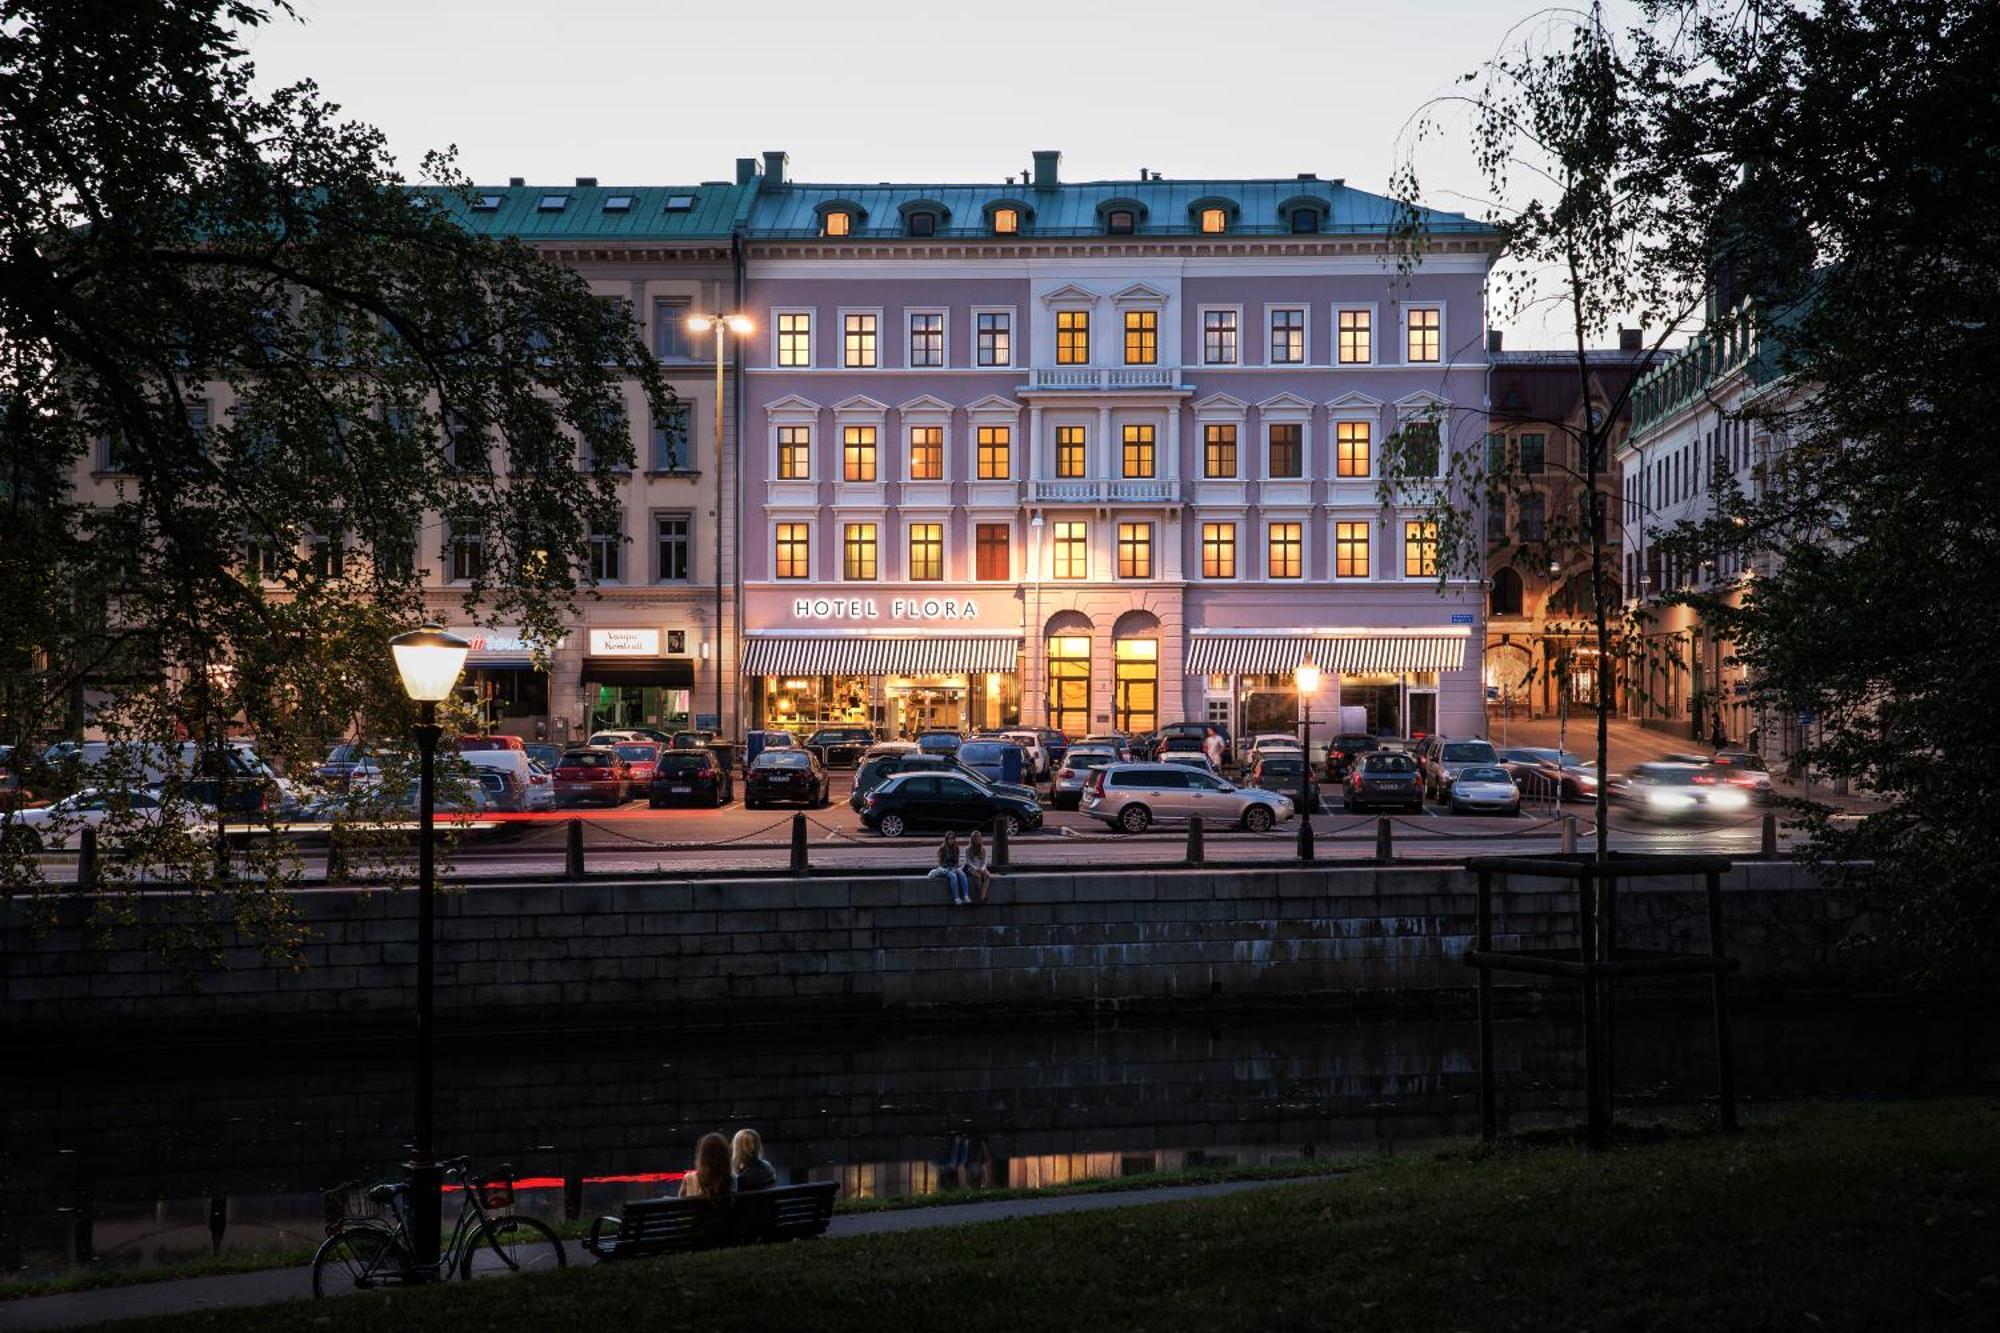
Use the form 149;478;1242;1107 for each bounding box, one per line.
754;672;1020;737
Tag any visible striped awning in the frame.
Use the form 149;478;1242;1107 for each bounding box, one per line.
1185;634;1469;676
743;636;1022;677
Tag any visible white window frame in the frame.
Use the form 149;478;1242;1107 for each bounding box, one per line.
651;509;694;584
1404;304;1445;365
1330;515;1374;581
1114;518;1156;581
898;396;954;483
771;308;814;369
1264;303;1310;367
1197;517;1243;582
838;306;882;370
902;515;950;583
765;397;822;485
970;514;1017;583
1333;304;1377;366
1197;304;1242;366
771;515;817;582
904;306;948;369
971;305;1016;368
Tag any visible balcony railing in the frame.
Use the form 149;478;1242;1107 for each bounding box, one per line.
1030;478;1182;505
1026;367;1185;391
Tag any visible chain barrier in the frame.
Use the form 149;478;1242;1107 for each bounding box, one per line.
578;813;799;851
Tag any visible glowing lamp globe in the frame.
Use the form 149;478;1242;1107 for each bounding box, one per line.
1295;656;1322;698
391;624;470;703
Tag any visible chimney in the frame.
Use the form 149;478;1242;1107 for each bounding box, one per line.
1032;150;1061;189
735;157;760;186
1487;329;1504;354
1297;172;1317;181
575;176;597;188
763;151;789;187
507;177;525;187
1619;326;1643;352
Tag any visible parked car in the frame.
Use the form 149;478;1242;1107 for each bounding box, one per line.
671;730;719;750
958;739;1028;786
1611;762;1753;820
858;770;1043;839
1324;734;1381;782
915;730;963;757
1419;737;1501;800
2;787;216;850
459;749;553;812
551;747;633;807
1032;728;1070;769
523;742;564;771
0;767;35;812
456;734;525;752
1447;765;1522;816
1497;748;1599;800
745;749;829;809
316;741;392;790
613;742;664;791
850;751;1036;813
1156;733;1209;760
1160;751;1219;776
806;727;875;768
1078;733;1133;761
1342;751;1425;813
1708;750;1775;800
1133;722;1224;762
1247;753;1321;812
587;730;647;748
1051;745;1118;810
649;750;734;807
999;729;1051;779
1080;762;1293;834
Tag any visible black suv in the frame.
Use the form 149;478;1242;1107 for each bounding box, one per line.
744;749;830;809
858;770;1043;839
648;750;734;807
806;727;875;768
850;752;1038;813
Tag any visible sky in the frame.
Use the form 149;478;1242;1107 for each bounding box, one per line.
241;0;1650;346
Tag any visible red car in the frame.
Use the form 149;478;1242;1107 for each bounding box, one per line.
551;747;633;807
613;742;663;791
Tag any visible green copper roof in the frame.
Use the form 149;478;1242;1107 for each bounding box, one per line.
426;183;748;240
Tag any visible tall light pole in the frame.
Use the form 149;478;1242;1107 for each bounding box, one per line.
687;313;753;741
1294;655;1320;860
1029;511;1046;727
389;622;469;1278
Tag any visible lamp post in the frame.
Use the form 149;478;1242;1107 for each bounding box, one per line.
1029;512;1046;726
688;313;753;741
388;622;469;1278
1294;655;1320;860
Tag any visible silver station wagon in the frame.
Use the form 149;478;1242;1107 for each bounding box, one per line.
1080;762;1295;834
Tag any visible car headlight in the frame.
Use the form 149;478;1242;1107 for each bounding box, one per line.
1708;788;1750;810
1645;789;1696;808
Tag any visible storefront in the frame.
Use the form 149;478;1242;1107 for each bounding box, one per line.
449;626;556;739
580;628;696;735
742;589;1024;739
1186;629;1470;746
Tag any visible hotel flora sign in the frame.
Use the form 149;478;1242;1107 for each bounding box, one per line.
746;587;1023;633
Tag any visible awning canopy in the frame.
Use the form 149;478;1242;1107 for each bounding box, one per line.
743;636;1021;677
1185;634;1468;676
581;657;695;688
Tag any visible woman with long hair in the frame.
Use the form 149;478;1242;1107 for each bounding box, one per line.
679;1131;734;1203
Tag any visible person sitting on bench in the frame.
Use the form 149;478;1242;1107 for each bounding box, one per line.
733;1128;777;1192
679;1132;733;1202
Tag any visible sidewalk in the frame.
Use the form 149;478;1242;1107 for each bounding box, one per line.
0;1178;1306;1331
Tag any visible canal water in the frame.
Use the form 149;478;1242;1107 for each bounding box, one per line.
5;1000;1995;1282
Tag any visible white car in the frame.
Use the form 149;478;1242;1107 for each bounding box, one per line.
1446;765;1522;816
999;730;1050;778
2;788;215;850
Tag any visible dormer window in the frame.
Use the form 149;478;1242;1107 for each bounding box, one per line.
663;194;697;212
907;212;936;237
822;211;852;237
602;195;633;213
472;194;503;212
538;194;569;212
1290;210;1320;233
1199;208;1227;234
1106;209;1136;235
992;207;1019;234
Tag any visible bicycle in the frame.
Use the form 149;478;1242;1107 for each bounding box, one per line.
313;1155;566;1296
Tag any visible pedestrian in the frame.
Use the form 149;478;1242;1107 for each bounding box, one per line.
929;831;970;905
965;829;992;903
731;1128;777;1192
1203;728;1225;774
1710;713;1727;750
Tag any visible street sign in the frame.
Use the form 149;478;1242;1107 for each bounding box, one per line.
1450;613;1476;625
1796;710;1813;728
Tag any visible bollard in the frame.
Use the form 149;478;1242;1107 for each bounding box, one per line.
325;829;349;885
1561;814;1578;855
1760;811;1778;857
991;816;1010;869
1296;804;1315;862
1186;815;1205;865
77;826;98;891
790;812;809;875
565;817;585;879
1375;816;1393;863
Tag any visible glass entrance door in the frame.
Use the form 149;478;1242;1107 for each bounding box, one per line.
1113;638;1158;735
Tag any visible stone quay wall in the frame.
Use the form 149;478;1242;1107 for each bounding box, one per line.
3;862;1881;1039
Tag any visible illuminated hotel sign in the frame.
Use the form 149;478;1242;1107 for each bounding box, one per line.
792;597;981;621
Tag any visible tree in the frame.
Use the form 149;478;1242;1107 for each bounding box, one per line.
0;1;671;941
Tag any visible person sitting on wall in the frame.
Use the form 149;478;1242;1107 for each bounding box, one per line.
679;1132;734;1205
733;1128;778;1191
929;831;971;906
965;829;993;904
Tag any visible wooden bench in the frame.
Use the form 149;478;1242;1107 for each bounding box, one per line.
584;1181;839;1262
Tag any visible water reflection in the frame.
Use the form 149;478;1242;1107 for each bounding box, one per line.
5;1001;1994;1281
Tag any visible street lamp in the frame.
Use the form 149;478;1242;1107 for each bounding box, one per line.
687;313;753;741
388;621;469;1278
1294;655;1321;860
1029;512;1046;726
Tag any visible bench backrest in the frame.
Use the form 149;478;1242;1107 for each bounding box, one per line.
727;1181;839;1244
614;1195;727;1254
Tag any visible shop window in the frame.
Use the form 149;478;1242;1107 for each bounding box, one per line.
1047;635;1091;738
1115;638;1158;735
976;523;1011;580
908;523;944;581
1056;425;1087;478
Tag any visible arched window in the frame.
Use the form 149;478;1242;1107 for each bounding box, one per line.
1112;610;1161;736
1045;616;1092;738
1490;567;1524;617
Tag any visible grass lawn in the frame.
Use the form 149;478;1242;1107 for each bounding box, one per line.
75;1099;2000;1332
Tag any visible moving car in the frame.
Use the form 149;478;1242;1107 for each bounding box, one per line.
1446;765;1522;816
858;770;1043;839
649;750;734;807
1080;762;1293;834
744;749;830;809
1497;748;1598;800
806;727;875;768
1611;762;1753;820
1324;734;1381;781
1708;750;1775;800
551;747;633;808
1;787;216;850
1051;745;1118;810
1246;752;1321;813
1419;737;1501;801
1342;751;1425;813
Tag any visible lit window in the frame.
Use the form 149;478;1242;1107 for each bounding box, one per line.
1106;209;1136;234
908;523;943;581
1269;308;1305;364
1117;522;1153;579
1407;307;1441;362
977;425;1010;479
908;426;943;480
1203;423;1237;478
1267;522;1302;579
1201;523;1237;579
777;311;811;367
822;210;852;237
976;523;1011;580
1114;637;1158;735
1053;521;1089;579
1404;520;1439;578
842;426;877;482
1121;424;1155;478
1056;310;1089;364
992;208;1019;234
1056;425;1087;478
909;312;943;367
843;523;878;580
1123;310;1157;365
1336;420;1371;477
1048;635;1091;735
777;425;811;480
1338;309;1372;363
1199;207;1227;234
775;523;811;579
842;313;877;367
976;311;1011;366
1335;521;1370;578
1267;423;1302;478
1203;309;1237;364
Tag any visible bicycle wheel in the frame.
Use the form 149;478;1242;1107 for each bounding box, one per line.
313;1224;412;1297
460;1214;566;1280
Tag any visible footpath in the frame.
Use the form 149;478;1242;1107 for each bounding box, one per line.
0;1178;1299;1331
